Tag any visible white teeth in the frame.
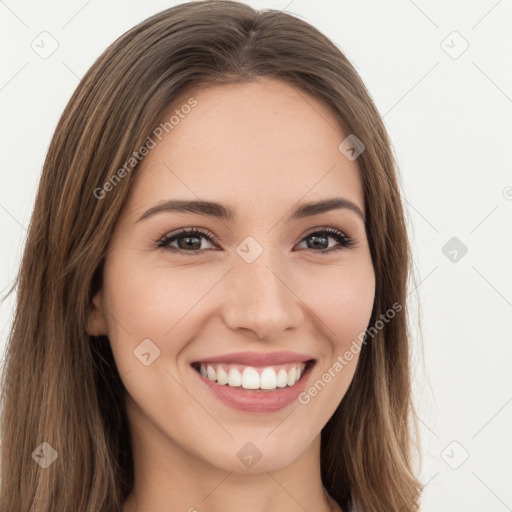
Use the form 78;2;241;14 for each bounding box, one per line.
276;369;288;388
197;362;308;390
242;367;260;389
206;365;216;381
228;368;242;387
216;365;229;385
260;367;277;389
287;367;296;387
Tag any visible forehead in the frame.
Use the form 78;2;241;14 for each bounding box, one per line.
127;78;364;220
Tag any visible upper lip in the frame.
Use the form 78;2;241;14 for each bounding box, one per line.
191;351;315;367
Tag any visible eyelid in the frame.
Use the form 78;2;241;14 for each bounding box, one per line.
296;226;357;252
157;226;219;245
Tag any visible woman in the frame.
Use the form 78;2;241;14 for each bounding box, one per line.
0;1;422;510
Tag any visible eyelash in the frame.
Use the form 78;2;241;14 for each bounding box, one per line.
156;226;357;256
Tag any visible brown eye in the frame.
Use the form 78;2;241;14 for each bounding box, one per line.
157;227;218;255
296;228;356;254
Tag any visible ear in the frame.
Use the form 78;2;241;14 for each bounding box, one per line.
87;291;109;336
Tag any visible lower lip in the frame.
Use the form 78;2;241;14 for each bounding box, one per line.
191;361;315;413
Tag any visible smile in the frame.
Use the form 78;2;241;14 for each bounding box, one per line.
190;359;316;413
191;360;314;391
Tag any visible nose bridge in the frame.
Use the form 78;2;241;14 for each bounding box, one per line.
222;244;302;339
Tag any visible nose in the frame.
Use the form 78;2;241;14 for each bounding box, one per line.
221;252;303;341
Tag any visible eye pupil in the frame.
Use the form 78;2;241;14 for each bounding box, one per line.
308;234;328;250
179;235;201;250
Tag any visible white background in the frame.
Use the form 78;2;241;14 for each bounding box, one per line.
1;1;511;510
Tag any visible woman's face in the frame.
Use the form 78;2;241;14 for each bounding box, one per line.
88;78;375;474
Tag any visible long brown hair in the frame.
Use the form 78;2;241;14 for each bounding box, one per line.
0;1;422;510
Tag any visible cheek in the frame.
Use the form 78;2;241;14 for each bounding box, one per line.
293;259;375;346
100;254;188;356
101;252;227;365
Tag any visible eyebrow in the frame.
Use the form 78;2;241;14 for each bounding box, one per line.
136;197;365;224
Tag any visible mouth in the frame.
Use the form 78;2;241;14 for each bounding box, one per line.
190;359;316;392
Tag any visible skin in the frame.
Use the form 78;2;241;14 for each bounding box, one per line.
88;77;375;512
